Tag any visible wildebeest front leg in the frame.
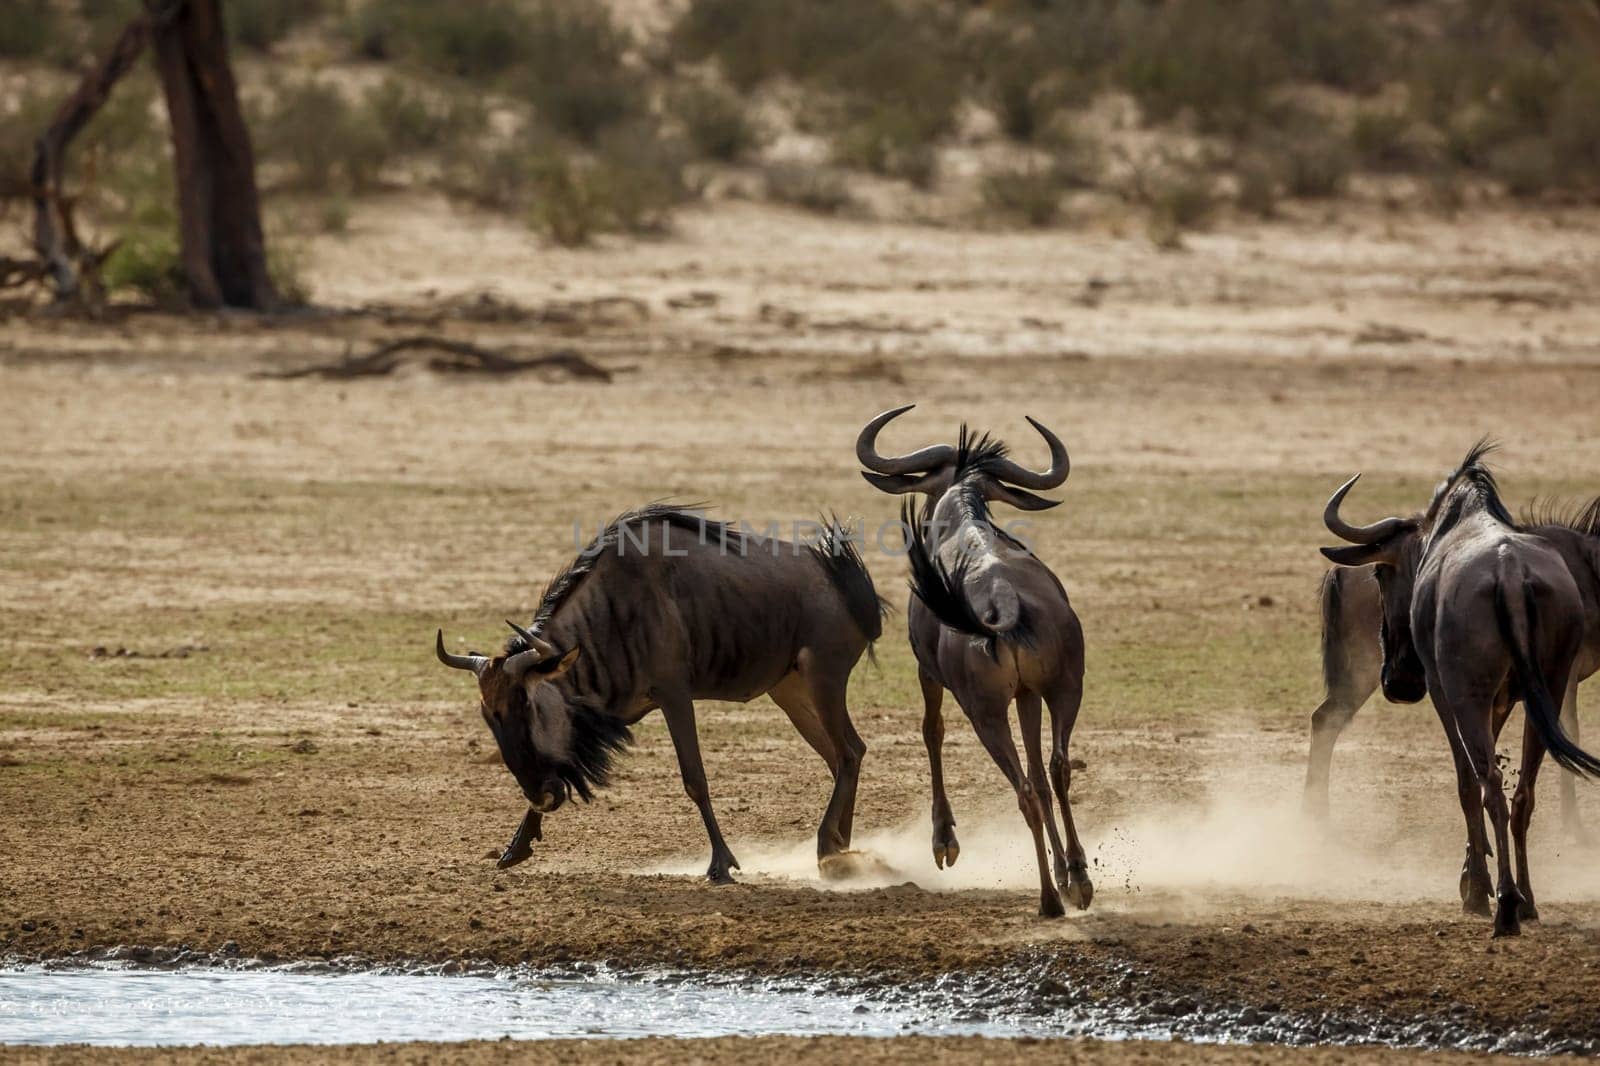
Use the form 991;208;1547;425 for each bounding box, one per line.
1018;692;1070;894
969;696;1064;918
658;692;739;884
920;669;958;868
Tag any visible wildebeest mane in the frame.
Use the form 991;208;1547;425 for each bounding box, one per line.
1522;494;1600;540
1426;438;1514;537
807;515;888;646
506;504;742;656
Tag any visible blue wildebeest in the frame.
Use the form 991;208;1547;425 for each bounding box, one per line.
1321;443;1600;935
1305;561;1591;839
436;505;884;883
857;405;1089;917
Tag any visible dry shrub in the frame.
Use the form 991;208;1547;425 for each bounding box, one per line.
982;164;1065;228
670;83;765;163
762;162;853;215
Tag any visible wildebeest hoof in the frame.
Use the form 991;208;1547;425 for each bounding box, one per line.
1064;870;1094;911
496;809;542;868
1459;868;1492;917
1517;897;1540;922
819;850;897;882
1492;908;1522;938
1039;890;1066;919
932;826;960;869
707;853;740;884
1461;892;1493;919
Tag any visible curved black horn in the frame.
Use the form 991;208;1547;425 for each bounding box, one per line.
856;404;956;476
436;629;488;675
505;619;557;660
1323;474;1406;545
989;415;1070;490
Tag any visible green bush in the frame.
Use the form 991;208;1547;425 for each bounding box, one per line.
1235;156;1279;218
1351;107;1433;172
227;0;324;53
440;142;535;211
1264;119;1353;198
670;83;764;162
102;229;183;302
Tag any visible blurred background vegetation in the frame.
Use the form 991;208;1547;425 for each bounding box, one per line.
2;0;1597;299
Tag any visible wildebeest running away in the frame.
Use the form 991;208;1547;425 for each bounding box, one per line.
1321;442;1600;935
1305;562;1591;839
436;504;884;883
858;405;1090;917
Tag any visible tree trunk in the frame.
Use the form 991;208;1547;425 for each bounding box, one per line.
148;0;277;310
31;14;153;305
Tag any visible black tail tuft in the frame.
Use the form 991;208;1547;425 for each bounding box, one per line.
1494;580;1600;779
810;514;886;645
902;500;1033;658
1319;568;1345;699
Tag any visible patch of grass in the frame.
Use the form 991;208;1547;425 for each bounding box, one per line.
1263;117;1353;199
1235;156;1279;218
1350;107;1434;173
101;230;183;303
762;162;853;215
670;83;764;163
347;0;530;75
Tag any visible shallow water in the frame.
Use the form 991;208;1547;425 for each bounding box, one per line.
0;963;1043;1047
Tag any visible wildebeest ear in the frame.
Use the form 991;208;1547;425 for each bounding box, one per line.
1321;544;1386;566
985;483;1061;512
860;470;949;496
533;646;581;679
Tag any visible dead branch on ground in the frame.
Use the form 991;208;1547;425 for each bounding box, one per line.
255;335;614;382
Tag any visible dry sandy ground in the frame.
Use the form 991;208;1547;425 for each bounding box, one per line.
4;200;1600;1062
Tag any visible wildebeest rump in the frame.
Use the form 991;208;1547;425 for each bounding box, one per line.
858;405;1090;917
1321;443;1600;935
1304;562;1591;839
436;504;884;883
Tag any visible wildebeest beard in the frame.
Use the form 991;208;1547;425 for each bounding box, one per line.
552;700;634;802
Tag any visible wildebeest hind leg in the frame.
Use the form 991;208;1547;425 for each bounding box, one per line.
1510;719;1547;922
1558;680;1589;844
1457;708;1522;936
658;691;739;884
919;669;959;869
1435;700;1492;916
803;662;865;856
1046;681;1092;911
768;671;851;858
969;696;1064;918
1017;692;1070;895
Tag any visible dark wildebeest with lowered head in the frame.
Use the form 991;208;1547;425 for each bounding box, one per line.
1305;562;1591;838
1321;443;1600;935
857;405;1090;917
436;504;884;883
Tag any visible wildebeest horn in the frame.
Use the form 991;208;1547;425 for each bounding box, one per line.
856;404;956;475
505;619;558;660
1323;474;1407;544
988;416;1070;490
435;629;489;675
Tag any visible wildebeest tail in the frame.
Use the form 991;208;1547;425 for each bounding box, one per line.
901;500;1032;655
1319;568;1347;698
1493;574;1600;779
810;515;886;644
